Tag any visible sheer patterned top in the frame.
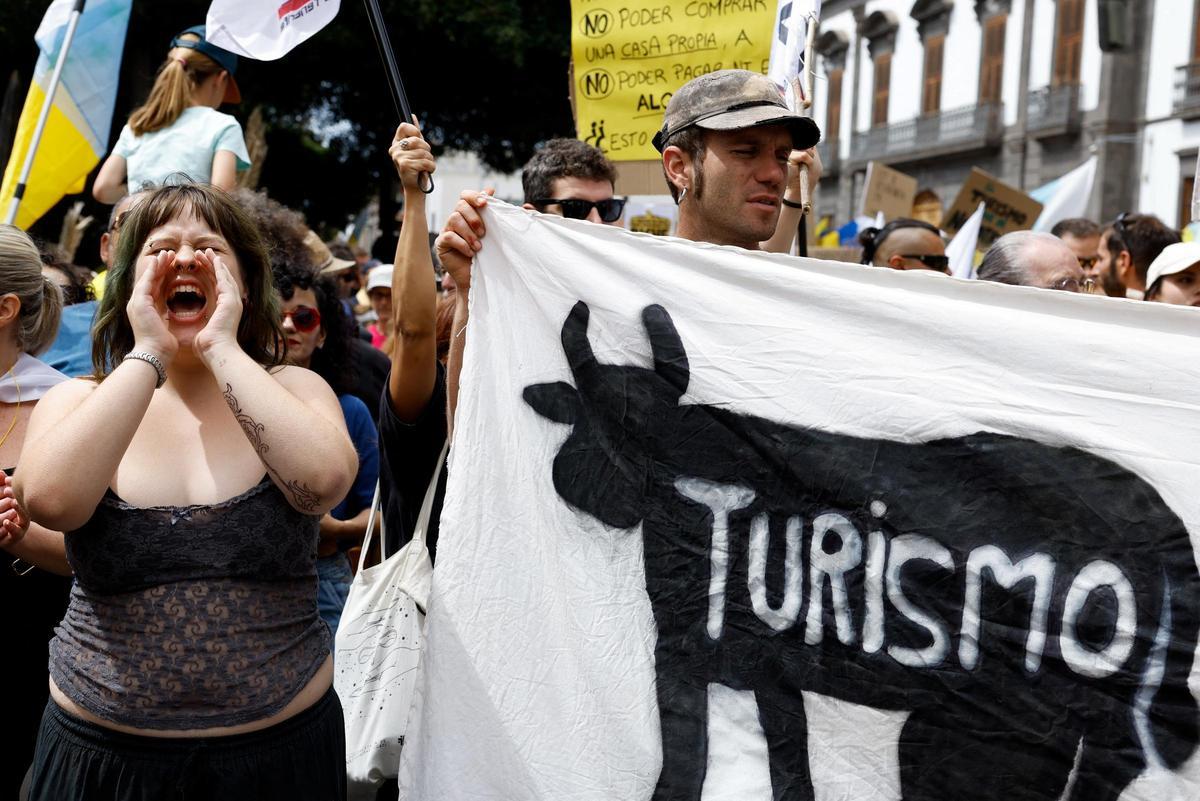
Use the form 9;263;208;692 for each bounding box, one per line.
49;477;330;730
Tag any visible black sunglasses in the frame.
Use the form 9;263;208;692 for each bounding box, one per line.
1112;211;1132;251
899;254;950;271
533;197;627;223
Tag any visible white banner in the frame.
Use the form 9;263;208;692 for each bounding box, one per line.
400;201;1200;801
206;0;339;61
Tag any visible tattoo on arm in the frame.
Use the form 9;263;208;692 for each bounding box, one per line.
223;383;321;513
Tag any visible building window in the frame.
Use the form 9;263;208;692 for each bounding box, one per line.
1053;0;1084;86
1180;172;1196;229
979;14;1007;104
873;54;892;127
827;68;844;142
861;10;899;129
922;34;945;115
815;30;849;143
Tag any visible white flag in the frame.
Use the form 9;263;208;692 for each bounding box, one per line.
399;200;1200;801
206;0;339;61
767;0;821;110
1031;156;1097;232
947;201;986;279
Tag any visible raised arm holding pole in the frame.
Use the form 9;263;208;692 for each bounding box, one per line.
361;0;434;194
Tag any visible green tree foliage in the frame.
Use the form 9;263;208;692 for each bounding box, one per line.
0;0;574;248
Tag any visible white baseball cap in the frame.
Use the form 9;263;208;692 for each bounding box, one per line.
366;264;394;293
1146;242;1200;290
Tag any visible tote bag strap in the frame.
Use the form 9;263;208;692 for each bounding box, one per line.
356;479;383;574
413;439;451;550
355;437;449;573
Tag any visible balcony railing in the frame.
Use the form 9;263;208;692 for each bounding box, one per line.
1027;84;1081;137
1175;63;1200;117
817;139;840;176
849;102;1003;164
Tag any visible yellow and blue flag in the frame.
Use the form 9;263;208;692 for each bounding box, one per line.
0;0;132;229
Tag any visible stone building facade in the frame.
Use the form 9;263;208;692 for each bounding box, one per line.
813;0;1186;229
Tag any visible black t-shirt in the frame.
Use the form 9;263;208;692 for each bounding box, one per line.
351;338;391;425
377;362;448;562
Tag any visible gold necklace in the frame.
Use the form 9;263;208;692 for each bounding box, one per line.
0;366;21;451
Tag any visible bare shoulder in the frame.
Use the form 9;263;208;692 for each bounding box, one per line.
39;377;99;407
26;377;99;432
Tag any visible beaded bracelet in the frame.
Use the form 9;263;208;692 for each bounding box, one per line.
124;350;167;388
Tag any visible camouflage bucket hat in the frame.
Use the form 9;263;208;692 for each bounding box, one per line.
652;69;821;153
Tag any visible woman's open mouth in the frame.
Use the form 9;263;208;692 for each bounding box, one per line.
166;284;208;322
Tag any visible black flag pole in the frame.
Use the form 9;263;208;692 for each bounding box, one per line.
361;0;433;193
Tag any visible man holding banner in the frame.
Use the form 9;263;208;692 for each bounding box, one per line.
403;56;1200;801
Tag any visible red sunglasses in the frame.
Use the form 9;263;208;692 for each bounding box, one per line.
281;306;321;332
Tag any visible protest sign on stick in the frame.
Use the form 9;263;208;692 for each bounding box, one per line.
399;201;1200;801
860;161;918;222
569;0;775;162
941;168;1042;252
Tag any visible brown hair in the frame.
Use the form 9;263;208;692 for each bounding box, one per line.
92;183;284;377
522;139;617;204
1104;213;1181;284
660;127;707;203
128;38;225;136
0;225;63;355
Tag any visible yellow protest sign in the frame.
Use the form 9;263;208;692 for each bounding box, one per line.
570;0;775;162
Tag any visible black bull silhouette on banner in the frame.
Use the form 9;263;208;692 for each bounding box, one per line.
522;302;1200;801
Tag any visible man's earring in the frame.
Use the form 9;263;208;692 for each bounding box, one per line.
677;186;688;205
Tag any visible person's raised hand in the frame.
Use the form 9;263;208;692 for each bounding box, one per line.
0;475;30;550
193;248;244;367
435;188;494;294
127;248;180;365
783;147;822;206
389;119;436;195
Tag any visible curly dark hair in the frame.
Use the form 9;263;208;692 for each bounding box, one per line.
230;189;356;396
522;138;616;205
233;188;318;275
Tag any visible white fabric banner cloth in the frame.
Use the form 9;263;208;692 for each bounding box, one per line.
206;0;339;61
400;201;1200;801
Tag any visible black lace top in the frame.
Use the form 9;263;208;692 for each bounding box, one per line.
49;477;330;730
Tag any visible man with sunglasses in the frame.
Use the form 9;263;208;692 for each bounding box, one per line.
1049;217;1101;283
1094;212;1179;299
859;218;949;274
521;138;626;225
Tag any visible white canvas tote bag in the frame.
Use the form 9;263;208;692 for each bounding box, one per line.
334;441;447;800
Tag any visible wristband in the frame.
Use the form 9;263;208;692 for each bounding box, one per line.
781;197;806;210
124;350;167;388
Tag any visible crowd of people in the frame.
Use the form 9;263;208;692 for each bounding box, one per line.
0;23;1197;801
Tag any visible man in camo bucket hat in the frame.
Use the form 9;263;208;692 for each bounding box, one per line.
655;69;822;251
